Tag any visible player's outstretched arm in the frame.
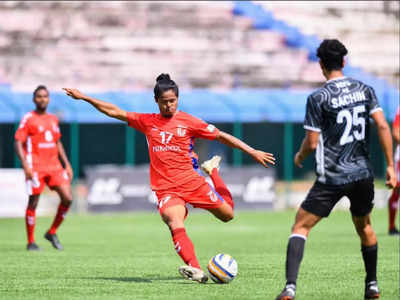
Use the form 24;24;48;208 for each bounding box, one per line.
14;140;33;180
371;110;396;188
57;140;73;180
294;130;319;168
62;88;127;122
215;131;275;168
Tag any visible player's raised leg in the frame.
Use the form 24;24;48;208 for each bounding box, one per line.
201;155;235;222
352;215;380;299
161;204;208;283
45;184;72;250
26;195;41;251
206;202;234;223
275;208;321;300
201;155;234;209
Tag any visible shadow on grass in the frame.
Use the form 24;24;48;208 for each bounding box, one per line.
83;276;223;287
0;246;30;253
81;276;182;283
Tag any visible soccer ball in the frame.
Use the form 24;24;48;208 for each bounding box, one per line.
207;253;238;283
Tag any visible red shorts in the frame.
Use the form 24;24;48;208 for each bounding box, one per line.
396;159;400;187
155;180;224;217
26;169;70;196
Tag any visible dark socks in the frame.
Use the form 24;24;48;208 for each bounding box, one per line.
285;234;306;285
361;244;378;283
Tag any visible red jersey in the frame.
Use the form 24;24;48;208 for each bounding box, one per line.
127;111;220;191
14;111;63;172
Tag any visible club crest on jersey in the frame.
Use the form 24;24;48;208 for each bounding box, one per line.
177;125;187;137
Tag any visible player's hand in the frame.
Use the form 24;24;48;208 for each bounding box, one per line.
66;165;74;181
63;88;85;100
250;150;275;168
294;152;304;168
24;167;33;180
386;165;397;189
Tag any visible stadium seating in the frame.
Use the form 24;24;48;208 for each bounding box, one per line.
0;1;398;123
0;1;397;92
257;1;399;87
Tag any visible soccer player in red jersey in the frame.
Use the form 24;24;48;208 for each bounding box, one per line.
63;74;275;282
388;107;400;235
15;85;73;251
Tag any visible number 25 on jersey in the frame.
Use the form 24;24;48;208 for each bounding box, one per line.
337;105;365;145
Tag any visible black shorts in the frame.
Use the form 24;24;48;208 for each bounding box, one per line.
301;177;374;218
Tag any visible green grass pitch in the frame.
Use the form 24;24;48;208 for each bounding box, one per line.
0;209;398;300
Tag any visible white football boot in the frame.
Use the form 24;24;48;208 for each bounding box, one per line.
178;265;208;283
201;155;221;176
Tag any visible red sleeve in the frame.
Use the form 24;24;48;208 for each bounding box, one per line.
188;114;220;140
14;113;32;142
393;109;400;128
126;112;148;133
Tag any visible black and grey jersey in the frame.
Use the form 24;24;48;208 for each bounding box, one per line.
304;76;382;185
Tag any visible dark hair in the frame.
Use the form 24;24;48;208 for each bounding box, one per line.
154;73;179;99
33;85;48;100
317;39;348;71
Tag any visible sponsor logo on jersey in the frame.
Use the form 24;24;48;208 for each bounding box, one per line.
38;142;56;148
152;145;180;152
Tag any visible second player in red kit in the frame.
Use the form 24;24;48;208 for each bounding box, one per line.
63;74;275;283
15;85;73;251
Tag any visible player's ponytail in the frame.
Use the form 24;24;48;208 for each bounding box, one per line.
154;73;179;99
33;85;48;100
317;39;348;71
